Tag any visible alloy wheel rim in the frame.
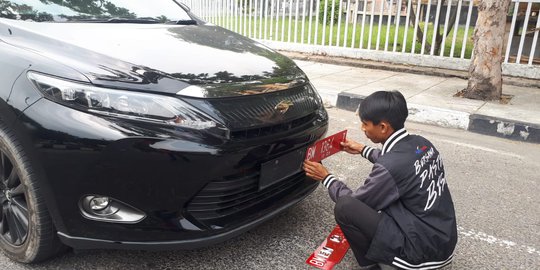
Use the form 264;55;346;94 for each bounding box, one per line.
0;150;29;246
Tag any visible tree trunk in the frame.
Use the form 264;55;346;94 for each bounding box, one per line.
409;1;458;55
434;3;459;55
408;5;431;53
462;0;512;101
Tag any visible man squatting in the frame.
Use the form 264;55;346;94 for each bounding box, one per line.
303;91;457;270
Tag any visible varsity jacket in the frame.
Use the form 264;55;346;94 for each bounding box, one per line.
323;128;457;269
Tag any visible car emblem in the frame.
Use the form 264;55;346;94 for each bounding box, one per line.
275;100;293;114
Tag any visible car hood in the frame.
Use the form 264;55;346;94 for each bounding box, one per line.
0;20;306;97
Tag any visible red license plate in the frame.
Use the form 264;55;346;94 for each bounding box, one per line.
305;130;347;162
306;225;350;269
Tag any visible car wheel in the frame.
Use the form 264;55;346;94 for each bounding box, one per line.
0;122;66;263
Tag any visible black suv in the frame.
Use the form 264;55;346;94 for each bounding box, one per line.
0;0;327;263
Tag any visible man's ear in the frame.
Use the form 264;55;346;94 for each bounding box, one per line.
380;121;394;135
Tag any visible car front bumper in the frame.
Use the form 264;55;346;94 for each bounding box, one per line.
19;97;327;249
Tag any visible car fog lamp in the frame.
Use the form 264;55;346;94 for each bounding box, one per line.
80;195;146;224
89;196;110;211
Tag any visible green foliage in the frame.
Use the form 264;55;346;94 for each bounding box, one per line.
319;0;340;25
218;16;474;59
44;0;135;18
0;0;53;21
0;0;136;21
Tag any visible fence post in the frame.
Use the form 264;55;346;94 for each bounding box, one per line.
393;0;403;52
440;0;454;56
431;0;442;55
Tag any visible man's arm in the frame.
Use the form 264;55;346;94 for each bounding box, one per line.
360;146;381;164
340;139;381;163
324;163;399;210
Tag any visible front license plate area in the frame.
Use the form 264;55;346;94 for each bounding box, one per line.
259;149;305;190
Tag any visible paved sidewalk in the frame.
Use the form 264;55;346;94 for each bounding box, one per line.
294;60;540;143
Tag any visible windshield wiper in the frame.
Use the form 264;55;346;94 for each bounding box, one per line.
106;18;161;24
68;17;196;25
69;17;161;24
174;19;197;25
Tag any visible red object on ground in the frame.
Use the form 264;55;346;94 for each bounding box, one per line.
305;130;347;162
306;225;350;269
305;131;350;269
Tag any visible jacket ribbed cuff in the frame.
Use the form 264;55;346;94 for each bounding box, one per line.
361;146;374;159
322;174;337;189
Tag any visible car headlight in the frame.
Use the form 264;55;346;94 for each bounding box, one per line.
28;72;220;130
308;83;328;121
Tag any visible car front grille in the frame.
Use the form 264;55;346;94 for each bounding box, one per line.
204;85;321;130
230;113;316;140
183;84;325;140
186;171;307;224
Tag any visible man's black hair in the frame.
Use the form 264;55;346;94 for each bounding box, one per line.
358;90;408;130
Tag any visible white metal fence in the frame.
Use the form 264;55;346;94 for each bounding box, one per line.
180;0;540;79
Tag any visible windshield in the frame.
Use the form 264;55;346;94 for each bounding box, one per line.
0;0;193;23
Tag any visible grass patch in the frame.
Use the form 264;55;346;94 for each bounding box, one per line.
212;16;474;59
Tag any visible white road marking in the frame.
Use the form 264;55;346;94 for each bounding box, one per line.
437;139;523;159
458;226;540;256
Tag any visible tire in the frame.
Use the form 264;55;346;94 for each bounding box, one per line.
0;121;66;263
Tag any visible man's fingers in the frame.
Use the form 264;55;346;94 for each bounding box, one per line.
303;161;323;179
303;161;315;173
303;160;319;168
341;142;356;151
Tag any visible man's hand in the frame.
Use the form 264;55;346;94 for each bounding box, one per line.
340;139;365;155
303;160;330;181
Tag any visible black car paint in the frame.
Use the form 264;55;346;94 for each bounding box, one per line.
1;20;304;96
0;9;327;250
20;97;324;246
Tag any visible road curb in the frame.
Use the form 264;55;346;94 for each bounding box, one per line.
468;115;540;143
336;92;470;130
335;92;364;112
336;92;540;143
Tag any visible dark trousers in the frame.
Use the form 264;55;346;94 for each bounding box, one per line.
334;196;382;267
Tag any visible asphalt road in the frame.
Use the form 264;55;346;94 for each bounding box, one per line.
1;108;539;270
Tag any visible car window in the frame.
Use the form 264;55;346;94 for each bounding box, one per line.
0;0;192;23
